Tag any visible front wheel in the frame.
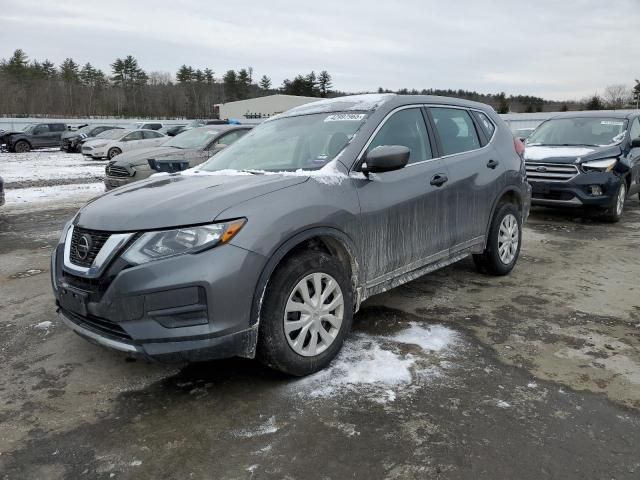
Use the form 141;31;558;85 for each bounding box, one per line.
107;147;121;160
14;140;30;153
257;251;353;376
603;181;626;223
473;203;522;276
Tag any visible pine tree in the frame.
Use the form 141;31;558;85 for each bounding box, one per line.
259;75;272;91
222;70;238;101
176;65;193;83
318;70;332;97
585;94;603;110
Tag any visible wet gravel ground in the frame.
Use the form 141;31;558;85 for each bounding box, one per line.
0;192;639;479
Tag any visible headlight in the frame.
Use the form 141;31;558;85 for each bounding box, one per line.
582;158;617;172
122;219;246;265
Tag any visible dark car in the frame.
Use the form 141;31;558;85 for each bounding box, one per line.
1;122;68;152
525;112;640;221
0;176;4;207
52;94;530;375
103;125;252;190
159;125;188;137
61;125;124;153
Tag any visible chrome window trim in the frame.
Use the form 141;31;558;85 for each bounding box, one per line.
63;225;134;278
352;104;497;173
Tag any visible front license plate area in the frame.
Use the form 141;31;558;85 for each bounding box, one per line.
59;286;88;317
531;182;550;195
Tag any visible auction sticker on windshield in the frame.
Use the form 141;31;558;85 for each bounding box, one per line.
324;113;367;122
601;121;624;126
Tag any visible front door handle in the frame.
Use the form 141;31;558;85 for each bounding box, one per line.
430;174;448;187
487;159;500;169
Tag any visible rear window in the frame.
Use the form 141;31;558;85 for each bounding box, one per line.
430;107;482;156
472;111;496;141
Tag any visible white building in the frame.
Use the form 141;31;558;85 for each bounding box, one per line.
215;94;320;120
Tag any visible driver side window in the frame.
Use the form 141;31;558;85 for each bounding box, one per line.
33;125;49;135
367;108;432;164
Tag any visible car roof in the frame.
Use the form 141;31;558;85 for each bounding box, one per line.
269;93;496;121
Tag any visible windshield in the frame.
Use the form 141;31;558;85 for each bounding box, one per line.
22;124;36;132
96;129;127;140
165;128;221;149
527;117;628;147
76;125;94;135
201;112;368;172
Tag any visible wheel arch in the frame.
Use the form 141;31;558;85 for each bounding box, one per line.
484;186;525;248
249;227;361;328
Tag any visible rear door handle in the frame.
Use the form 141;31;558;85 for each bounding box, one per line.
430;174;448;187
487;159;500;169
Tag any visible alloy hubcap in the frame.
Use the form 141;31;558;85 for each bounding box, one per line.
616;184;626;216
284;272;344;357
498;214;519;265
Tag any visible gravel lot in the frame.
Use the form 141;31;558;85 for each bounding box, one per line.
1;151;639;479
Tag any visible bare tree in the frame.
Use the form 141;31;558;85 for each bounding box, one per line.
603;84;631;110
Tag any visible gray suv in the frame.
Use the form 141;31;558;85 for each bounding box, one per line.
51;94;530;376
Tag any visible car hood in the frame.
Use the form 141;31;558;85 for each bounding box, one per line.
524;145;622;164
75;173;309;231
111;146;197;167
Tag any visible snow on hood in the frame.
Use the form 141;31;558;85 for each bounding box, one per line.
524;146;595;161
169;159;350;185
267;94;396;121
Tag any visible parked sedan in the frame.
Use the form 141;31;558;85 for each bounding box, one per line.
53;94;530;375
525;112;640;221
104;125;252;190
82;129;168;160
61;125;123;153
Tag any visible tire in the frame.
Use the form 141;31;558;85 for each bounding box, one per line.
107;147;121;160
14;140;30;153
603;181;626;223
473;202;522;276
257;250;354;376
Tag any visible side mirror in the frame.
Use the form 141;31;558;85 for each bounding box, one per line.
361;145;410;174
631;138;640;148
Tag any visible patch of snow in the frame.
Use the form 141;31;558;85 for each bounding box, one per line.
524;146;594;161
295;323;458;401
268;94;396;121
527;382;538;389
232;416;278;438
496;400;511;408
34;321;53;330
129;460;142;467
5;183;103;211
0;151;106;184
388;323;457;352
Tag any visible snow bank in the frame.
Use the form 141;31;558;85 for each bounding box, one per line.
6;183;103;205
0;151;106;184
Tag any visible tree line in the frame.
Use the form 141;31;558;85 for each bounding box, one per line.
1;48;637;118
0;49;334;119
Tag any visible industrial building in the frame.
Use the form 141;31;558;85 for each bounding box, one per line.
214;94;320;120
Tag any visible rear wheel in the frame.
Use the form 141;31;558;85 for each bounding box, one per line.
473;203;522;276
257;250;353;376
603;181;626;223
107;147;121;160
14;141;30;153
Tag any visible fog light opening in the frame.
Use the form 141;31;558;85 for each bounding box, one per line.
589;185;603;196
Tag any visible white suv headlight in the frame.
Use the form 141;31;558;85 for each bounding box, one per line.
122;219;246;265
581;158;617;172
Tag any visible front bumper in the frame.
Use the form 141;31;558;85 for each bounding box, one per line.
82;147;105;158
104;176;134;190
529;171;622;208
52;238;266;362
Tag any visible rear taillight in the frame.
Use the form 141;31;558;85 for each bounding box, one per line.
514;137;525;157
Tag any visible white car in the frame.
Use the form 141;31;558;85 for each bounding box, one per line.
81;129;167;160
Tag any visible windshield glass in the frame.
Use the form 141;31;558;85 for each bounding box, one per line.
165;128;221;149
200;112;368;172
76;125;94;135
96;129;127;140
527;117;628;147
22;124;36;132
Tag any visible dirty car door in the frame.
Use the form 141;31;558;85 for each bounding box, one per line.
354;107;451;284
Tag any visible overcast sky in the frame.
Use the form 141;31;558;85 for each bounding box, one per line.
1;0;637;100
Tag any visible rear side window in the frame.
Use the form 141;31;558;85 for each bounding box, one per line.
124;131;144;141
50;124;66;132
143;130;163;139
367;108;432;164
472;111;496;141
33;124;50;135
430;107;481;156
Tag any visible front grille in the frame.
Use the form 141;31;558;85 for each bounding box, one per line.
106;162;131;177
525;162;579;182
63;308;132;341
532;190;575;201
69;227;111;267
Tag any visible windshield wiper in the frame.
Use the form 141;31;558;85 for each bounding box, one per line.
239;169;264;175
